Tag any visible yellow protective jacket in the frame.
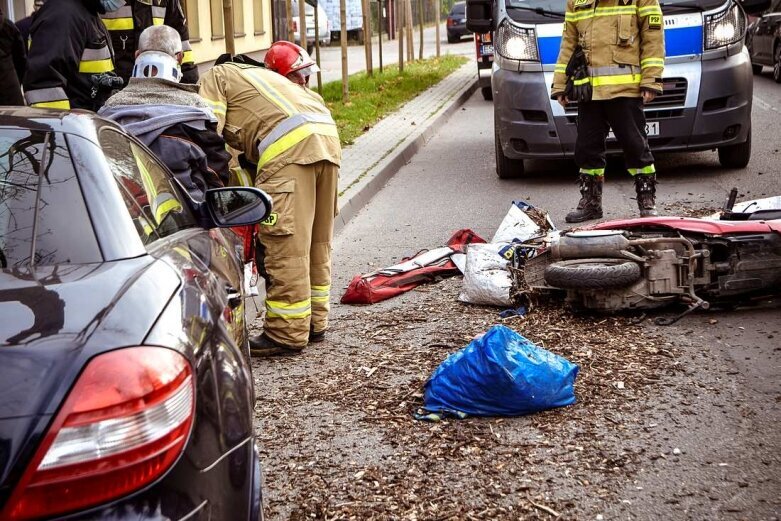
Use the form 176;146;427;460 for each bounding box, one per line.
551;0;665;100
198;63;341;184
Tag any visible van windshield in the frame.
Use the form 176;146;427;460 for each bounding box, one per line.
505;0;725;22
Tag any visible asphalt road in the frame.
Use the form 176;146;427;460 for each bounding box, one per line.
319;72;781;518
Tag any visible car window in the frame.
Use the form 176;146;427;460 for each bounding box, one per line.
451;3;466;15
0;129;101;268
97;128;197;246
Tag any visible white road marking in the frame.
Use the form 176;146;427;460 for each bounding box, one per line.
754;96;779;113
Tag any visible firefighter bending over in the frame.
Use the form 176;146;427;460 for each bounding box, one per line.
199;43;341;357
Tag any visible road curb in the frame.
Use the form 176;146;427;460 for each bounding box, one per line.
334;73;479;234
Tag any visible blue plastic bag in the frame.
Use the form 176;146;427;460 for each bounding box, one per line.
417;325;579;419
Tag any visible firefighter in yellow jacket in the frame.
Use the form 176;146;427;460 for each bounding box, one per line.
551;0;665;222
199;49;340;357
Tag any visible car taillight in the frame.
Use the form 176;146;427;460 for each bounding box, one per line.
3;347;194;520
447;17;455;27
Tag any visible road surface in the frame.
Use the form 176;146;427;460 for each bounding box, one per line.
253;70;781;520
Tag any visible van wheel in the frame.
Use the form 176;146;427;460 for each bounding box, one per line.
495;126;524;178
774;45;781;83
481;86;493;101
718;127;751;169
751;63;763;74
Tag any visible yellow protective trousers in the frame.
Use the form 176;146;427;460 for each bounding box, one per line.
256;160;339;347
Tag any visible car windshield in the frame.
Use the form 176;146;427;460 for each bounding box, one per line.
451;3;465;15
504;0;724;19
0;128;101;268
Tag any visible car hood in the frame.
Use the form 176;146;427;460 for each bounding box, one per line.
0;257;180;493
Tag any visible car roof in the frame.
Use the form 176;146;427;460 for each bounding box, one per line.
0;107;122;143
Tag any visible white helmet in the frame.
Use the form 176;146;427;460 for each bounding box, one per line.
132;51;182;83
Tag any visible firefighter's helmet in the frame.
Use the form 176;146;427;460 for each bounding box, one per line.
264;41;319;84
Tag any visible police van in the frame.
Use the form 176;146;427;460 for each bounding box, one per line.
465;0;770;177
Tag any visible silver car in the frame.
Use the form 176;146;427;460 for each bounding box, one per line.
292;0;331;54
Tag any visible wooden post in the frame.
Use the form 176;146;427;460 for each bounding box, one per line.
378;0;384;72
285;0;295;42
340;0;349;101
222;0;236;55
397;0;404;72
405;0;413;62
362;0;373;75
314;0;323;93
434;0;440;57
298;0;307;51
418;0;423;60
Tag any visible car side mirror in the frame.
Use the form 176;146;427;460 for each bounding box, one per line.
466;0;494;33
205;187;273;227
738;0;770;15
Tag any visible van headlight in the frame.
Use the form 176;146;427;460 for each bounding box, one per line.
704;4;745;49
496;20;539;61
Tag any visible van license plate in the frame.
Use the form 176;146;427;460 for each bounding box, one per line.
608;121;659;140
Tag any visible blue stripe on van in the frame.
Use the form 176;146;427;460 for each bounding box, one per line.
537;25;703;64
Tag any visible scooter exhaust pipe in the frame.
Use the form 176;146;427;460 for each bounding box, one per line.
551;231;631;259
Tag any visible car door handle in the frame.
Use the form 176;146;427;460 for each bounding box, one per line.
225;285;242;308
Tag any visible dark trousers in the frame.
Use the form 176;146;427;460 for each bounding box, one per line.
574;97;655;175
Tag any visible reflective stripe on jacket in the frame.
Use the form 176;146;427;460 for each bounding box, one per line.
23;0;115;111
100;0;198;84
551;0;665;100
198;63;341;182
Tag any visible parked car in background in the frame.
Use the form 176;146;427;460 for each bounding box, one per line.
447;2;469;43
320;0;365;43
747;0;781;81
292;0;332;55
0;109;268;520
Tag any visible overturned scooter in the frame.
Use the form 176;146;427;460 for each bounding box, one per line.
539;189;781;324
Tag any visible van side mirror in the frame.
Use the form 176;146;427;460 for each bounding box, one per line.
466;0;494;33
738;0;770;15
205;187;273;228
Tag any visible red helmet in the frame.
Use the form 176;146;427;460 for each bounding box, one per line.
264;41;320;84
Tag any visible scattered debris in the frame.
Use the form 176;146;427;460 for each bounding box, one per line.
254;278;681;520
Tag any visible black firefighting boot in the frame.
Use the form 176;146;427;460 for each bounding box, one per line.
565;174;604;223
634;174;659;217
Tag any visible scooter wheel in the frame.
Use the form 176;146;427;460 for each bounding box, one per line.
544;258;642;290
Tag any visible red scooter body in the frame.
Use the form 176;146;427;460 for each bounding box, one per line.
590;216;781;235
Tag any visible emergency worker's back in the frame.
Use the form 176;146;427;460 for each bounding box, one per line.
199;63;341;184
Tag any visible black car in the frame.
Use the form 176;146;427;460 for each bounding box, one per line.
748;0;781;82
447;2;469;43
0;108;269;520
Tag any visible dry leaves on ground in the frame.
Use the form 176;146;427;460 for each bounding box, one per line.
254;278;682;520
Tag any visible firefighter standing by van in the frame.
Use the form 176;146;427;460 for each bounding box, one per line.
24;0;121;110
100;0;198;85
551;0;665;222
199;45;340;357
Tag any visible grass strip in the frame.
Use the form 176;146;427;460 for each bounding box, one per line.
322;55;467;146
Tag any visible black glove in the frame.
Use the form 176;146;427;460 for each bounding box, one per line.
563;45;592;103
90;72;124;99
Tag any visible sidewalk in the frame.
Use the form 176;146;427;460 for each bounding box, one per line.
335;60;478;231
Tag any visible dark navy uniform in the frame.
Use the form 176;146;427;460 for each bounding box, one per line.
101;0;198;84
24;0;116;111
